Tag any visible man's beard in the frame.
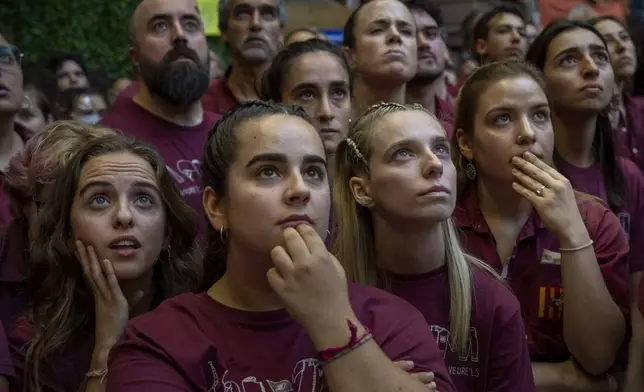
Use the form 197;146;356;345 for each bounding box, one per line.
138;44;210;107
409;67;445;86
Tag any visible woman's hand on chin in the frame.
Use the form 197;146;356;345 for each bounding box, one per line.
267;224;358;347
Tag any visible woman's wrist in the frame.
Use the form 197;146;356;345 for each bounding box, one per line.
90;347;112;369
305;312;365;351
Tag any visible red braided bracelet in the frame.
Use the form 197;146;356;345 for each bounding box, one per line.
318;319;372;362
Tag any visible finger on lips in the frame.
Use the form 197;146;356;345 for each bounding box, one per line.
296;224;326;254
283;227;312;263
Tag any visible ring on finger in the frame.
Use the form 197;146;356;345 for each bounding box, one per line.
535;185;546;197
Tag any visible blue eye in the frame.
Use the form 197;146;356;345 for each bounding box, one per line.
394;148;412;159
90;195;108;207
494;114;511;125
136;195;153;205
257;166;278;179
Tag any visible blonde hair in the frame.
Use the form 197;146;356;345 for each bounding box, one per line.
333;102;497;351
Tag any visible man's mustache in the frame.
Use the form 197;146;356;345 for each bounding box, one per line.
163;45;201;64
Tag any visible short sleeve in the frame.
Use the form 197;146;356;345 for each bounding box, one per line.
583;203;630;313
107;326;194;392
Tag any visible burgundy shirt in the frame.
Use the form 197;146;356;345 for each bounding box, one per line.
435;95;454;140
556;158;644;274
202;77;240;116
454;188;630;363
0;220;29;330
0;323;12;383
614;94;644;172
388;265;535;392
107;284;458;392
116;82;139;101
100;99;220;235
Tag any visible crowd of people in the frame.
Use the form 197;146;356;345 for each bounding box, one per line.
0;0;643;391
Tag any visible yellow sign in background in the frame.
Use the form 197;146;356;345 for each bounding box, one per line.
198;0;221;36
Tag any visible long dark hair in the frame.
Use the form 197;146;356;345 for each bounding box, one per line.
525;19;627;210
24;134;202;391
200;101;314;288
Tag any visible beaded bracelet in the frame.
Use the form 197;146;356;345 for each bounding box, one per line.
85;368;108;384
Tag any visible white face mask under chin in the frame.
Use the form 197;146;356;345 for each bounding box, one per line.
76;113;101;125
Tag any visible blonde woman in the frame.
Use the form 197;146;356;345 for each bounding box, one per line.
333;102;535;392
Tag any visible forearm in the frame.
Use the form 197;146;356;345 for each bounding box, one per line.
532;362;609;392
623;300;644;392
560;234;625;373
622;335;644;392
533;362;570;392
309;316;429;392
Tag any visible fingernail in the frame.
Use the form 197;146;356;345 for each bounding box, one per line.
403;360;415;369
429;381;436;387
511;169;518;175
524;151;533;158
511;156;520;163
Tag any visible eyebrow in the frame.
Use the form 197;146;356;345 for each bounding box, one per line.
555;44;606;58
246;153;327;167
487;103;549;112
293;81;349;90
148;12;200;24
386;135;450;151
79;180;159;197
369;18;412;28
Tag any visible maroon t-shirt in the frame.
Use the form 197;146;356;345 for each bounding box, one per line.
116;82;139;102
107;284;458;392
454;188;630;363
0;322;13;383
0;220;29;330
388;265;535;392
556;158;644;274
435;95;454;140
100;99;220;235
614;94;644;172
202;77;240;116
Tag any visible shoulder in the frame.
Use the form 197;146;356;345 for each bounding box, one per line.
124;293;207;341
470;264;521;323
348;282;420;317
573;192;624;235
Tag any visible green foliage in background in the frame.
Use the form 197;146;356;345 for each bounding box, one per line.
0;0;229;80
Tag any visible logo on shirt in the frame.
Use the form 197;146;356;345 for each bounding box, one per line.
166;159;203;197
540;249;561;265
538;286;564;320
430;325;480;378
207;358;323;392
617;212;631;241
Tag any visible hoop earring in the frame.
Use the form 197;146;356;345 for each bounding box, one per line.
465;161;477;180
219;226;228;244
